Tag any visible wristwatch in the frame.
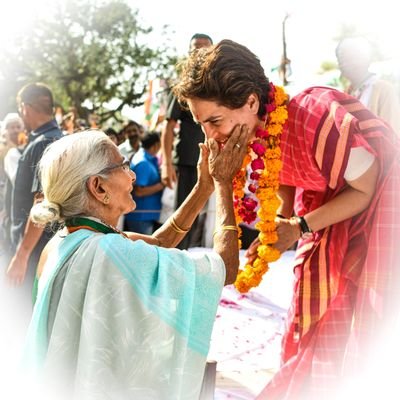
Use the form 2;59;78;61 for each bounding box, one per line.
296;216;314;239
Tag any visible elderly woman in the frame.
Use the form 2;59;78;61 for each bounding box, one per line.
23;128;249;399
173;39;400;399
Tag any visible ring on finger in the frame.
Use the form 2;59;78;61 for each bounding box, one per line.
235;143;241;149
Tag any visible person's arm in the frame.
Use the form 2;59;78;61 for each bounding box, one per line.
128;123;249;256
160;118;177;188
6;193;44;286
134;182;164;197
212;180;238;285
124;136;214;246
127;125;250;284
152;124;249;255
208;125;251;284
274;159;380;253
276;184;295;218
301;159;379;231
147;137;214;247
125;147;212;246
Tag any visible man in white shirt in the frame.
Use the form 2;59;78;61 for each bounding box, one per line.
336;36;400;134
118;120;143;160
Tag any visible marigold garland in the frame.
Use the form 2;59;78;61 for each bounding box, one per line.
233;83;288;293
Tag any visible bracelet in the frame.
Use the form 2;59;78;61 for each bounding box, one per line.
213;225;239;237
277;214;286;219
169;217;189;234
293;215;314;239
297;216;312;234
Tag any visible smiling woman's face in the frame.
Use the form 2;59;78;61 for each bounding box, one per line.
100;149;136;222
187;95;260;144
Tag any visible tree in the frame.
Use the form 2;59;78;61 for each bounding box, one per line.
0;0;178;123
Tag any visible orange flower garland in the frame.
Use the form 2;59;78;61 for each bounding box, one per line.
233;83;288;293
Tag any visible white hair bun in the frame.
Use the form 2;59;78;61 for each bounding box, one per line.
30;200;61;226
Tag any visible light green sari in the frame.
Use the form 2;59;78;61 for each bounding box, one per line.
23;230;225;399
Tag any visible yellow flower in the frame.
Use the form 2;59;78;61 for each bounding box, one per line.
266;159;283;173
258;245;281;262
258;207;278;220
274;85;288;105
259;231;279;244
233;85;288;293
266;147;281;159
261;195;281;210
268;123;284;136
255;220;276;232
270;109;287;125
257;188;276;200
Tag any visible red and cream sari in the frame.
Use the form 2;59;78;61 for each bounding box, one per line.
258;87;400;399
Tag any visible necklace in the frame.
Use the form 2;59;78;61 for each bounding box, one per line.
65;216;128;238
233;83;288;293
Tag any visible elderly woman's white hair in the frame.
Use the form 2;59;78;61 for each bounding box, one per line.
31;130;117;226
2;112;23;129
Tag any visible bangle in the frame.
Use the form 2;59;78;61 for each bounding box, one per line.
213;225;239;237
169;217;189;234
277;214;286;219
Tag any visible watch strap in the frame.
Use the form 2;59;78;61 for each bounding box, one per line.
297;216;312;234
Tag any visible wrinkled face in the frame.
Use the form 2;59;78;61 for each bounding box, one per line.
6;121;24;145
101;149;136;218
187;96;260;144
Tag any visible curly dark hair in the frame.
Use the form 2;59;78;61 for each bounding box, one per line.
173;39;271;119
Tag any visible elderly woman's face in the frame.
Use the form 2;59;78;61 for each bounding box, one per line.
102;149;136;219
187;96;260;144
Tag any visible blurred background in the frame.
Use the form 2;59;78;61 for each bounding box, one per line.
0;0;399;131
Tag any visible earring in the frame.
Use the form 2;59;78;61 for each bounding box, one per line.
103;193;110;204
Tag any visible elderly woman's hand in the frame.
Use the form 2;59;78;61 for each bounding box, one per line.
197;142;214;191
208;124;250;183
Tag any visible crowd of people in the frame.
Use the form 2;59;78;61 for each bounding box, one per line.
0;32;400;400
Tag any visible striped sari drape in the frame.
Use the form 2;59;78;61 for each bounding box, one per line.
258;87;400;399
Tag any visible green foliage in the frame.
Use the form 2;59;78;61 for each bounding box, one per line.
319;61;337;73
0;0;178;123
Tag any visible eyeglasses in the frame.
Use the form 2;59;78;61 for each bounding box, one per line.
98;156;131;175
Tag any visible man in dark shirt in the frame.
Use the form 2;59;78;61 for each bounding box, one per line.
6;83;63;290
161;33;213;249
